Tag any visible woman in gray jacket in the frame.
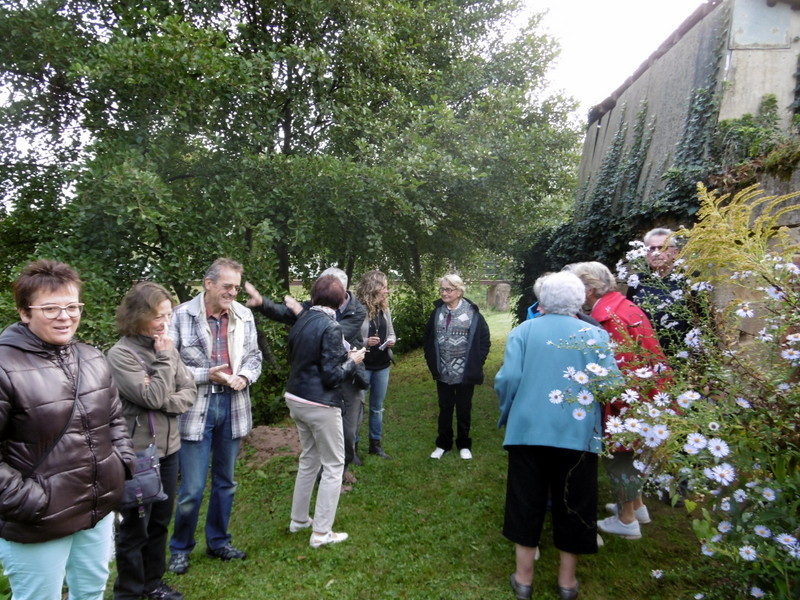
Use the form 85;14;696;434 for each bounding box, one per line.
107;282;196;600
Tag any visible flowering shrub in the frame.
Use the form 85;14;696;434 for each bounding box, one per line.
606;185;800;599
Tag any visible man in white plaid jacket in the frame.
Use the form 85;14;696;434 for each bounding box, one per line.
167;258;262;576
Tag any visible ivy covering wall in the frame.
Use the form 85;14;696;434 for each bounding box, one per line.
514;1;800;322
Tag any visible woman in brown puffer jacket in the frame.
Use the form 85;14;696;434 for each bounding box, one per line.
0;260;135;600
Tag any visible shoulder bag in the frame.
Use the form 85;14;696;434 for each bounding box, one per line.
119;411;168;516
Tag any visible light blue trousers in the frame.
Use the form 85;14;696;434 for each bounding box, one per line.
0;512;114;600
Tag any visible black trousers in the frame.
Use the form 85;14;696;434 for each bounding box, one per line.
114;450;180;600
503;445;598;555
435;381;474;451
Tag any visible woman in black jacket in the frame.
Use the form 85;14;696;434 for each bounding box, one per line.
284;275;365;548
423;273;490;461
0;260;135;600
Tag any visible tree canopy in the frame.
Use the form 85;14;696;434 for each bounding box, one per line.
1;0;580;412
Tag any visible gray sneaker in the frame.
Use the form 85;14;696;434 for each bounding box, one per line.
168;552;190;575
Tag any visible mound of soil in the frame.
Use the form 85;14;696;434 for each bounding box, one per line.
242;425;301;466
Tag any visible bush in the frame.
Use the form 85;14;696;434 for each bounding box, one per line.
598;184;800;599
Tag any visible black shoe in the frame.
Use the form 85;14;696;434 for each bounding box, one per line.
558;581;580;600
369;440;392;459
206;542;246;561
510;574;532;600
144;582;184;600
168;553;189;575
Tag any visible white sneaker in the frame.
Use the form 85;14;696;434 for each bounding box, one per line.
534;547;541;560
289;519;313;533
430;447;446;459
597;533;604;547
605;503;651;524
597;515;642;539
459;448;473;460
310;531;349;548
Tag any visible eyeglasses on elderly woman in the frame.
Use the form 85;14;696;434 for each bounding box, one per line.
28;303;85;319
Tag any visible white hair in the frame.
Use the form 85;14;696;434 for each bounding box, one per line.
643;227;676;246
320;267;348;290
538;272;586;316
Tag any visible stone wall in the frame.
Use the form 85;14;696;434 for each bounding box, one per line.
577;0;800;229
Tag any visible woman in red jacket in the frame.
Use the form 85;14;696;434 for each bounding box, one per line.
569;262;668;541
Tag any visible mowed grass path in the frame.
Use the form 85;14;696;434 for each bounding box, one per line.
109;311;708;599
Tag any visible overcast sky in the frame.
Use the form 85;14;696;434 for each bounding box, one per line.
520;0;708;117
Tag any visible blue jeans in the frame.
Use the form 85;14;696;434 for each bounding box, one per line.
364;367;391;441
0;512;114;600
170;392;241;554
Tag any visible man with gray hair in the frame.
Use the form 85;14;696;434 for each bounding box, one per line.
244;268;367;487
627;227;687;355
168;258;263;575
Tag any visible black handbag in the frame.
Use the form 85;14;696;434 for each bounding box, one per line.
119;411;167;516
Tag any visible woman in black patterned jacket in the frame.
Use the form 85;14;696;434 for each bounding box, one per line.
423;273;490;461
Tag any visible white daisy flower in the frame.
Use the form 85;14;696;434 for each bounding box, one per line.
735;303;754;318
605;416;624;434
753;525;771;538
781;348;800;364
621;389;639;404
774;533;797;547
652;424;670;440
738;545;757;561
653;392;671;407
686;433;707;449
756;328;774;342
707;438;730;458
624;418;642;433
572;371;589;384
710;463;736;486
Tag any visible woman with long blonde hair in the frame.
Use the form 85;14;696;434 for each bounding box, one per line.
355;270;397;459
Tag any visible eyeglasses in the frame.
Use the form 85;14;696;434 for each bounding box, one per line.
647;245;677;253
29;303;84;319
439;287;456;294
219;283;242;293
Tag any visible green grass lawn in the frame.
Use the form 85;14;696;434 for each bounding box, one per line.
107;311;713;599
